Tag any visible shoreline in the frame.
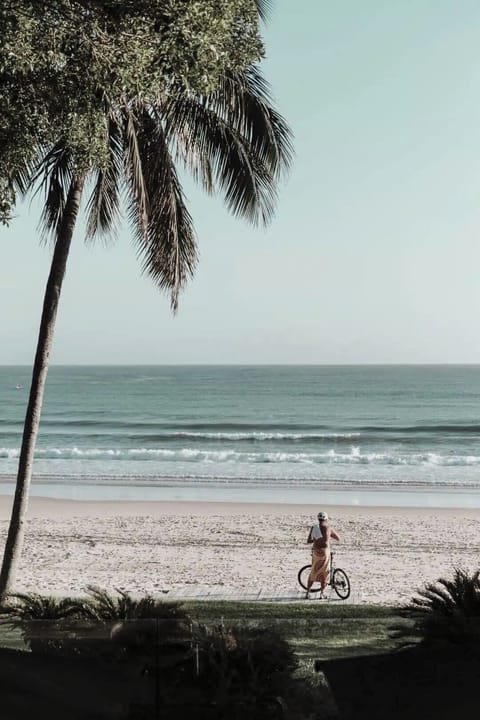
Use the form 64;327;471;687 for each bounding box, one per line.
2;480;480;510
3;495;480;519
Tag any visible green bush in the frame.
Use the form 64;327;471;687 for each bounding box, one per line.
79;585;191;660
404;568;480;653
80;585;188;622
1;593;328;719
0;587;190;660
0;592;87;654
191;623;315;719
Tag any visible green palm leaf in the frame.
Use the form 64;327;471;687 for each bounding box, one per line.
39;145;76;241
253;0;272;21
164;66;292;228
122;102;149;235
127;106;198;311
15;142;76;242
167;98;277;226
205;65;293;178
85;113;123;241
8;60;291;308
406;569;480;649
81;585;187;621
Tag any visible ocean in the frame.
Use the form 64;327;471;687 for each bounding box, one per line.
1;365;480;507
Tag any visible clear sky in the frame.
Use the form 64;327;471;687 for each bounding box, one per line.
2;0;480;365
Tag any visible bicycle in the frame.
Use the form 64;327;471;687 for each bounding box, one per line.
297;550;351;600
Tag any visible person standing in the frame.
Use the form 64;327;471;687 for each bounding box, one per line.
305;511;340;599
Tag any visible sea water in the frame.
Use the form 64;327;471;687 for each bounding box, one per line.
1;365;480;507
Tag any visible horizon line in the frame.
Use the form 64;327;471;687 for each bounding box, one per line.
2;362;480;368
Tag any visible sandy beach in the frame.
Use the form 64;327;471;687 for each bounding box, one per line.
1;496;480;605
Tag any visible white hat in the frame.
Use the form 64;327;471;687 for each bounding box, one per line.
317;511;328;521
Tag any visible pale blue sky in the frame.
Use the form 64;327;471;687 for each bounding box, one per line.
2;0;480;364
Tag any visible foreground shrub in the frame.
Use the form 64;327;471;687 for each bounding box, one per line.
80;585;191;657
404;568;480;652
0;588;189;660
0;592;81;622
1;593;329;718
0;593;87;654
80;585;188;622
189;623;323;720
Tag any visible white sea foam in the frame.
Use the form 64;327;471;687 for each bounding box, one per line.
1;446;480;467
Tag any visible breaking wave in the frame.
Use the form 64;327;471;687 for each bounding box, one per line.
1;446;480;467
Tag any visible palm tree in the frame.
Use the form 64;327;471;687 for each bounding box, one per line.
0;65;292;598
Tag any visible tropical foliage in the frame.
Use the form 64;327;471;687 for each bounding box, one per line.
0;592;88;655
0;591;81;624
405;568;480;652
0;589;327;719
16;65;292;308
193;623;299;719
0;0;270;223
78;584;187;621
0;587;188;657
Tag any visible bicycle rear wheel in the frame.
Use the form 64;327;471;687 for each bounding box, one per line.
297;564;321;592
332;568;350;600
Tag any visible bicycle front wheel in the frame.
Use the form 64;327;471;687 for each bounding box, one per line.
297;564;321;592
332;568;351;600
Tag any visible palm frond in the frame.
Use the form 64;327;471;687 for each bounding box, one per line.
413;571;480;615
207;65;293;179
253;0;272;22
83;585;187;621
83;585;119;619
164;96;275;227
163;64;293;227
85;113;123;241
0;592;81;625
8;148;45;196
6;141;76;241
122;103;149;234
168;117;214;196
405;569;480;650
33;143;76;242
126;106;198;311
215;128;277;226
412;581;457;612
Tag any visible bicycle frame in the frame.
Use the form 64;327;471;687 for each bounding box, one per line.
298;549;351;599
328;551;336;585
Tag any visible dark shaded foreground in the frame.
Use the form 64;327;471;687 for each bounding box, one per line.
320;645;480;719
0;646;141;719
0;618;325;720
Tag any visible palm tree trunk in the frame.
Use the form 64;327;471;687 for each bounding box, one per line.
0;175;85;599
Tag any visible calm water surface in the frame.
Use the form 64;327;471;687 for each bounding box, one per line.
1;365;479;506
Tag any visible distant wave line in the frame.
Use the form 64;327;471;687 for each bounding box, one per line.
162;431;361;442
361;423;480;434
2;419;480;436
0;430;363;444
0;419;334;431
2;431;361;443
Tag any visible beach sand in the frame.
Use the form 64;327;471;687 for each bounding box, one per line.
1;496;479;605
